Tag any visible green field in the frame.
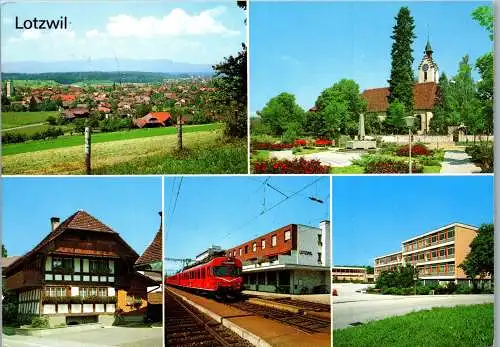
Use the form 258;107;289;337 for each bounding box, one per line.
4;80;60;88
2;111;57;129
333;304;493;347
2;123;219;156
2;124;248;174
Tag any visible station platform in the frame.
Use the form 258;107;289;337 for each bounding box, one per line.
167;287;331;347
243;290;331;305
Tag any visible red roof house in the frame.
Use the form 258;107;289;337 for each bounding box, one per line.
134;112;172;128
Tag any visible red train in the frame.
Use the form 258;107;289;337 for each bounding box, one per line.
166;256;244;299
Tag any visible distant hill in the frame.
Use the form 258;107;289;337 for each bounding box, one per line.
1;59;213;74
1;71;214;85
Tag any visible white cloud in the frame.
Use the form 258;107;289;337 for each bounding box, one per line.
101;7;239;38
21;29;42;40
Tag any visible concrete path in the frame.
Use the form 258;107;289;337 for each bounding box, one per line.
440;149;481;173
333;294;493;330
270;150;364;167
2;326;163;347
243;290;331;304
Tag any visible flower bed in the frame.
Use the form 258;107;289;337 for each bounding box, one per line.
354;154;423;174
294;139;307;146
254;158;330;174
314;139;334;147
397;143;431;156
252;142;294;151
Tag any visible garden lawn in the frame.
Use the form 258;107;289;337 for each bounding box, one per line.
330;165;365;174
333;304;493;347
2;123;218;156
2;111;57;129
252;150;270;161
2;127;237;174
423;165;441;173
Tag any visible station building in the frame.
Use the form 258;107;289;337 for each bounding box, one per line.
4;210;157;326
332;266;373;283
226;221;331;294
374;223;485;286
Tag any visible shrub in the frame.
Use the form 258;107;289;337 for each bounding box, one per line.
416;286;431;295
294;139;307;146
251;142;294;151
2;132;28;144
354;154;423;174
465;142;493;173
434;285;448;295
456;285;473;294
397;143;431;156
253;158;330;174
31;316;49;328
46;115;58;125
446;281;458;294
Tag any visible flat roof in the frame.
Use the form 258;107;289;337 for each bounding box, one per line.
374;251;402;260
401;222;478;244
332;266;367;270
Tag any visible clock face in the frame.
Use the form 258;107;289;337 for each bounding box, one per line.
423;64;429;72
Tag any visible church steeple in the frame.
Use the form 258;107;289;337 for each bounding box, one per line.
418;40;438;83
425;40;433;55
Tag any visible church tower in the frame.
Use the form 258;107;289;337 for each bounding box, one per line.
417;40;439;83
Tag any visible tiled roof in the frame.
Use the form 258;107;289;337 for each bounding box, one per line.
361;82;438;113
6;211;137;274
135;229;162;266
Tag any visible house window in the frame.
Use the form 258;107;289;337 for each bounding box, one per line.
244;245;249;254
261;240;266;249
253;243;257;252
239;248;242;256
90;260;110;274
284;231;291;241
45;287;66;297
52;258;73;273
317;234;322;246
271;235;277;247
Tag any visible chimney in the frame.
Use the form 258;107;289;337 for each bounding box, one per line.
158;211;163;231
50;217;60;232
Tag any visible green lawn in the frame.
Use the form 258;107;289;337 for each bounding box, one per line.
2;326;17;335
93;139;248;174
2;123;219;156
3;124;73;136
333;304;493;347
423;165;442;173
252;150;270;161
2;111;57;129
330;165;365;174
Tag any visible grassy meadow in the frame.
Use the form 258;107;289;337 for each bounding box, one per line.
333;304;493;347
2;111;57;129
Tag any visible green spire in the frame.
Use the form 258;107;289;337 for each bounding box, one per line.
425;40;433;54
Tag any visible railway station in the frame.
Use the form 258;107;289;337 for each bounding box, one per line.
226;221;331;295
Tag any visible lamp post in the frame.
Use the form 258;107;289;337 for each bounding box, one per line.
404;116;415;174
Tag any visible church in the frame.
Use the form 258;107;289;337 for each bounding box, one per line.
361;41;439;134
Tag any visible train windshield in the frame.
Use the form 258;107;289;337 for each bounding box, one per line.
213;266;241;277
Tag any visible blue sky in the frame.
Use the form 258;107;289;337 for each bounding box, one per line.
2;177;162;258
250;1;492;113
164;176;330;274
1;2;245;64
332;176;494;267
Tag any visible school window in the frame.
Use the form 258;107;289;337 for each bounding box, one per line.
261;240;266;249
448;246;455;256
439;248;445;257
284;230;291;241
317;253;322;263
271;235;277;247
317;234;322;246
448;229;455;238
432;235;437;243
439;232;446;241
253;243;257;252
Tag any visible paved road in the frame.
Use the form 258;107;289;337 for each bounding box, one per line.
333;294;493;330
2;326;162;347
440;149;481;173
270;150;364;167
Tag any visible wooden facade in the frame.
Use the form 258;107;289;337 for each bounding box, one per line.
4;211;155;322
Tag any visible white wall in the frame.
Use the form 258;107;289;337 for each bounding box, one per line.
297;225;322;266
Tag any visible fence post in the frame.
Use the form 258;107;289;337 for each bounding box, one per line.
177;115;183;151
85;127;91;175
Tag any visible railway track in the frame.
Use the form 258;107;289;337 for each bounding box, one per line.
165;290;252;347
271;298;330;312
229;301;330;334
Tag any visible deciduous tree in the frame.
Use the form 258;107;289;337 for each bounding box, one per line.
459;224;494;285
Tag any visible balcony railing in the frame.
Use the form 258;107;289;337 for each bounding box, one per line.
404;237;455;252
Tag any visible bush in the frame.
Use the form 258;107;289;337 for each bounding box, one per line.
253;158;330;174
354;154;423;174
31;316;49;328
456;285;473;294
336;135;351;148
416;285;431;295
294;139;307;146
465;142;493;173
314;139;334;147
2;132;28;144
46;115;58;125
446;281;458;294
397;143;431;156
251;142;294;151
